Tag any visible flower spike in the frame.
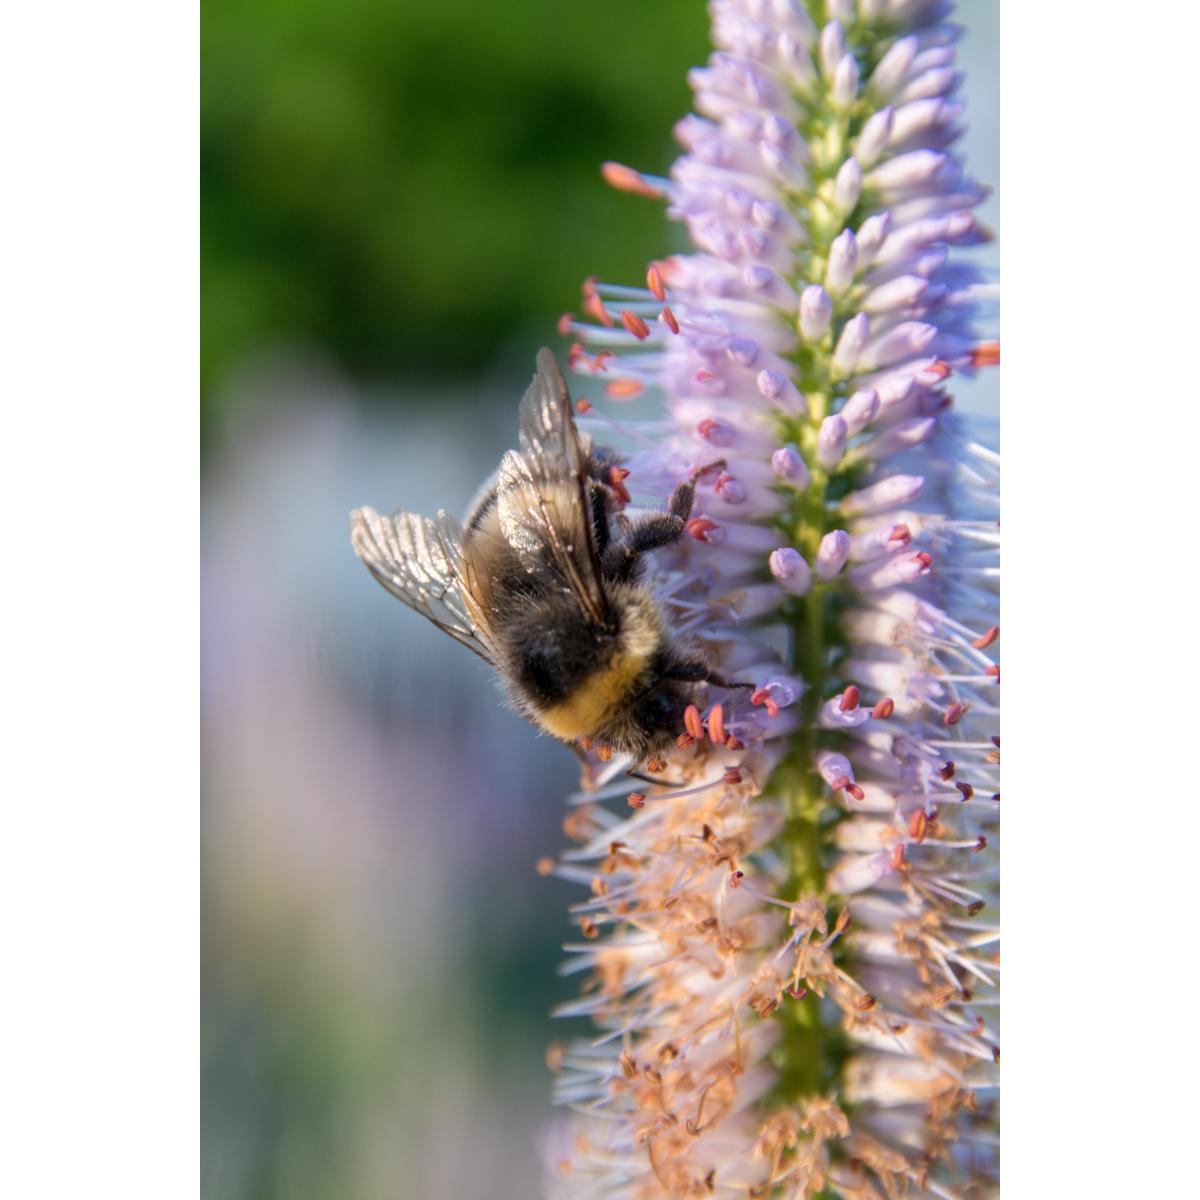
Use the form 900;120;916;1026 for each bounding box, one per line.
547;3;998;1196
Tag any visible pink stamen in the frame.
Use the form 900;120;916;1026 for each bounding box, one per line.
871;697;895;719
972;625;999;649
683;704;705;740
972;341;1000;367
661;306;680;334
646;263;666;301
605;378;644;400
601;161;665;198
707;703;726;744
621;309;651;340
909;809;930;842
838;685;860;712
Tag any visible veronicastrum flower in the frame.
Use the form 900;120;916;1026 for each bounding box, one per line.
545;2;998;1196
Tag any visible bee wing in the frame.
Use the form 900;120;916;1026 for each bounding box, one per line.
350;505;501;665
497;348;612;628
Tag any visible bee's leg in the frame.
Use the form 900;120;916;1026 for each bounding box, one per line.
600;511;685;580
600;461;726;581
662;659;755;689
589;481;612;557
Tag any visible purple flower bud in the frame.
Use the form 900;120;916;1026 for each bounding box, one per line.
819;20;846;78
760;141;808;189
777;32;815;92
868;34;918;97
898;66;960;106
743;263;798;308
832;53;859;107
868;149;948;193
834;157;863;213
757;368;806;415
815;529;851;580
862;273;930;315
863;416;937;460
855;107;893;168
769;547;812;596
859;320;937;371
726;337;760;367
799;284;833;342
817;414;849;468
832;312;870;378
856;211;892;263
841;473;926;516
841;388;880;435
772;444;810;487
762;112;797;151
826;229;858;297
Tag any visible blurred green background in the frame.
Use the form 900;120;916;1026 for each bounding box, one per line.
202;3;997;1198
202;0;711;431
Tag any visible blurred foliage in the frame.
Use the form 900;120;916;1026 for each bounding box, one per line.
202;0;708;427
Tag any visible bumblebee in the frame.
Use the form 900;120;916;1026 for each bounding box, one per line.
350;348;746;765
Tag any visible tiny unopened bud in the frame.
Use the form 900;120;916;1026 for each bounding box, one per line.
817;414;849;468
799;284;833;342
815;529;851;579
841;388;880;435
769;547;812;596
772;444;810;487
832;312;870;378
826;229;858;297
856;211;892;262
834;157;863;214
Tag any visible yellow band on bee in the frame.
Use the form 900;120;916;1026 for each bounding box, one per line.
535;650;648;741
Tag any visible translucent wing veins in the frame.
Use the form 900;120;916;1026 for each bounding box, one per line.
349;505;499;664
